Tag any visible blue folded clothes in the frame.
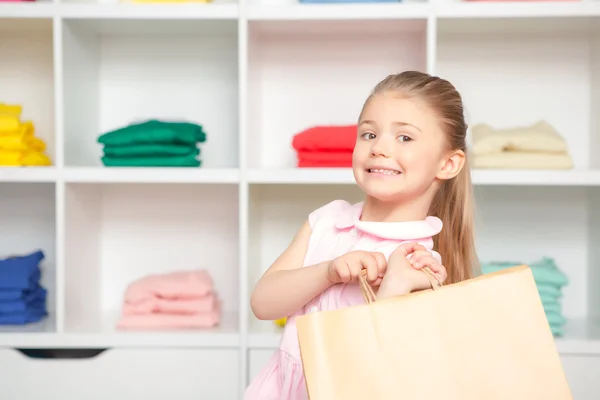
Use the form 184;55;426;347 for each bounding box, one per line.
0;309;47;325
0;250;44;290
0;287;46;314
0;250;48;325
0;288;37;301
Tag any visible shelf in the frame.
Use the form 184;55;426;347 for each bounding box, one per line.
437;1;600;20
247;317;600;355
4;1;598;22
0;1;55;19
4;167;600;186
0;167;57;183
62;18;238;168
60;2;238;20
0;312;238;349
246;168;600;186
56;310;240;348
63;167;240;183
246;2;429;20
63;183;239;338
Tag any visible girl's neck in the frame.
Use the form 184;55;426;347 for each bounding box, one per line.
360;194;433;223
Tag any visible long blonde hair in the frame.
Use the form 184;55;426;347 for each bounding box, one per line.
364;71;479;283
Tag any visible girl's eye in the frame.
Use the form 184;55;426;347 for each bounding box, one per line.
361;132;376;140
398;135;412;142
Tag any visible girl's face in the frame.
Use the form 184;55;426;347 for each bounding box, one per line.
352;91;456;203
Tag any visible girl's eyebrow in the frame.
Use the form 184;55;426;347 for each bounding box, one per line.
359;120;422;132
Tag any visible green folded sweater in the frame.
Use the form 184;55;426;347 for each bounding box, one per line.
101;153;201;167
103;144;200;158
98;120;206;146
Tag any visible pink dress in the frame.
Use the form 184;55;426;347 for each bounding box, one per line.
244;200;443;400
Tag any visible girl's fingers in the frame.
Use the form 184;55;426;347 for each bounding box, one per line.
361;255;379;283
394;242;426;258
411;255;438;269
338;262;351;283
372;252;388;277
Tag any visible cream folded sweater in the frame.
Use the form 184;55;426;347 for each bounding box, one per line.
471;121;569;156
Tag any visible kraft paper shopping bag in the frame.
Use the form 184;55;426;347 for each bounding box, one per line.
296;265;572;400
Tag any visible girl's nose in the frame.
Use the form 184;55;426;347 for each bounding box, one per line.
370;136;393;158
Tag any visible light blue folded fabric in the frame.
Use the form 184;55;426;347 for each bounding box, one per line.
537;284;562;298
481;258;568;338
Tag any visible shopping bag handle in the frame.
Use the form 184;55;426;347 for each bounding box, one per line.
358;266;442;304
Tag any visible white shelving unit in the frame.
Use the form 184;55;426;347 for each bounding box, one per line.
1;0;600;398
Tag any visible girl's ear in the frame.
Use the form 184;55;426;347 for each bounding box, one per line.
436;149;465;180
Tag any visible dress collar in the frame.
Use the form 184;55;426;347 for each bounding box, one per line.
334;201;443;240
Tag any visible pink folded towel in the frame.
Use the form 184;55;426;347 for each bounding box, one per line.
123;270;213;304
122;294;217;316
116;270;222;330
117;307;221;330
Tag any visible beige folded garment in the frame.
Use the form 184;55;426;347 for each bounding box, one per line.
472;151;573;170
471;121;569;156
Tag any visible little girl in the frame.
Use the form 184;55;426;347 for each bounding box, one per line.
245;71;479;400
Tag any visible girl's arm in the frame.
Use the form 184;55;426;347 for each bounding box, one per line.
250;220;334;321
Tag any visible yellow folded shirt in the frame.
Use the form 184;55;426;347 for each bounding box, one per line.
0;120;34;138
0;150;52;166
0;134;45;152
0;103;22;118
0;115;21;133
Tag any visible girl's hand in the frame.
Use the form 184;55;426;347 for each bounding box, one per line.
376;243;446;300
327;250;387;286
406;243;447;284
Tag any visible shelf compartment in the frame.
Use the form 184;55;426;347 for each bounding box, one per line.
247;184;363;340
64;183;239;343
0;183;56;334
247;18;427;168
0;19;55;168
436;19;599;173
62;19;239;168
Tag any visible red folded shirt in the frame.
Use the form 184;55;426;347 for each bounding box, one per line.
297;150;353;168
292;125;357;152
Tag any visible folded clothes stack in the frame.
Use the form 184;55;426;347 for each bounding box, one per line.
117;270;221;330
291;125;357;167
0;250;48;325
481;257;569;337
0;103;52;167
98;119;206;167
470;121;573;169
